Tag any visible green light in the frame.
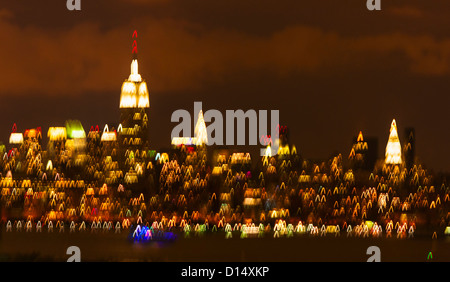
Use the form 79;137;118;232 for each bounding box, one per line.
445;226;450;235
365;221;374;230
65;120;86;139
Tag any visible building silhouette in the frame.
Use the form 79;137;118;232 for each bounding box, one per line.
404;127;415;170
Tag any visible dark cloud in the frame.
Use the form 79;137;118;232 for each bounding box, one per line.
2;13;450;96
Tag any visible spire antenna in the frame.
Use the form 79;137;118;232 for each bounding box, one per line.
128;30;141;82
132;30;138;59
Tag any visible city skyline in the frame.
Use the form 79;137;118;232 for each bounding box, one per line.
1;1;450;263
0;0;450;172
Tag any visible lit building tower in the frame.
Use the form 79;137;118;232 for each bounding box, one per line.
348;131;378;171
100;124;121;185
65;120;87;168
22;127;43;177
385;119;402;165
171;110;208;146
274;125;301;170
277;125;290;158
118;30;150;180
349;131;368;170
194;110;208;146
118;30;150;155
47;126;67;169
8;123;24;173
194;109;208;167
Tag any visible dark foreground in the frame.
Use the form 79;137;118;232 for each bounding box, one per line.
0;230;449;262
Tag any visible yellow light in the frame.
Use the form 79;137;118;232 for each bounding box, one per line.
445;226;450;235
212;166;222;175
120;81;137;108
230;152;251;164
171;137;197;145
101;132;117;142
277;144;290;155
138;82;150;108
120;58;149;109
357;131;364;142
101;124;117;142
264;145;272;158
48;127;67;141
46;160;53;171
243;198;261;206
385;119;402;164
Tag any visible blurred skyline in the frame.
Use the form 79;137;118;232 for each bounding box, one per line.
1;0;450;171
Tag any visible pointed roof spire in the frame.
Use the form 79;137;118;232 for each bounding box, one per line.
385;119;402;164
194;110;208;146
128;30;142;82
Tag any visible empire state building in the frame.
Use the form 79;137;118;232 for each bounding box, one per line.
118;31;150;152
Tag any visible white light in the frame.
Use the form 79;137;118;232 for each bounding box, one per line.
101;125;117;141
129;59;142;82
9;133;23;144
385;119;402;164
194;110;208;145
171;137;197;145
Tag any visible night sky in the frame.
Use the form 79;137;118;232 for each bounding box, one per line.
1;0;450;172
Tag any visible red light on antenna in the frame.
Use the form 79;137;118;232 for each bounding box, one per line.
132;40;138;54
133;30;138;38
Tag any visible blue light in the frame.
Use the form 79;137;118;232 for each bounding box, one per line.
129;225;177;243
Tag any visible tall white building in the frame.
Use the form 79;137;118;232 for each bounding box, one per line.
385;119;402;165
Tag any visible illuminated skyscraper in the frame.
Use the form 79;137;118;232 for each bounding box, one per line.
349;131;378;170
118;30;150;151
349;131;368;169
65;120;87;168
194;110;208;146
47;126;67;167
117;31;151;193
385;119;402;165
22;127;42;177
